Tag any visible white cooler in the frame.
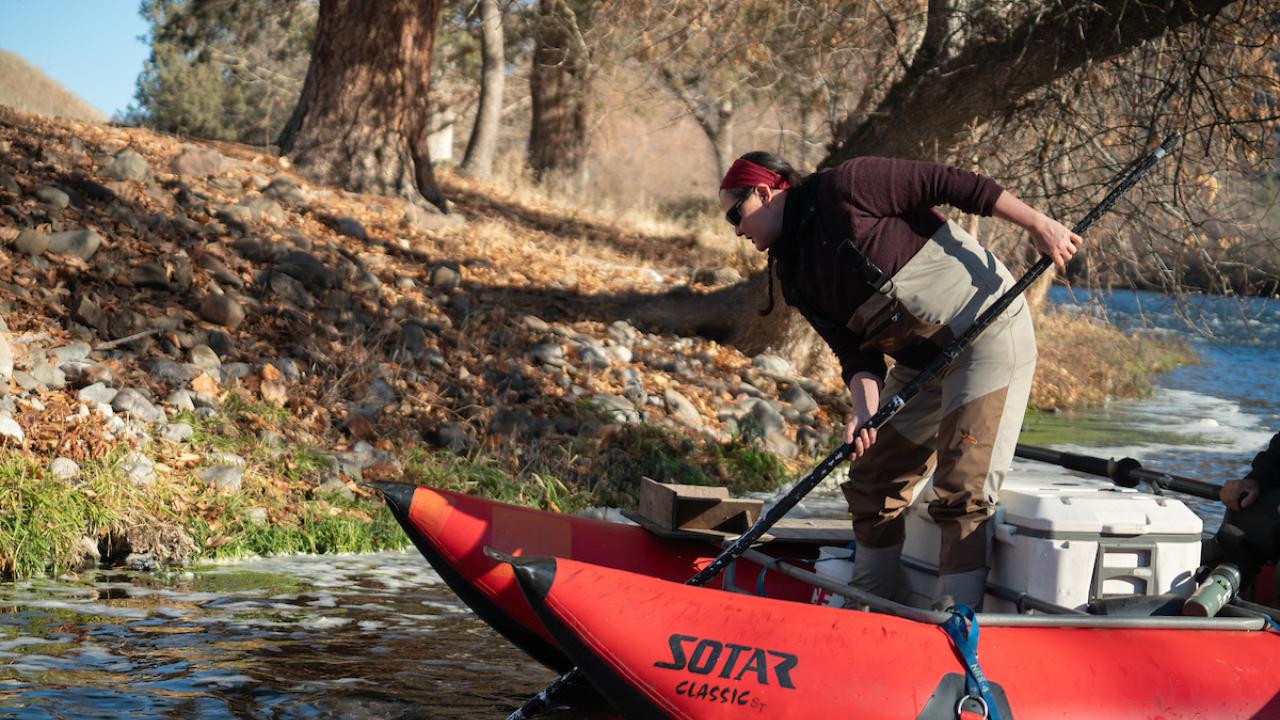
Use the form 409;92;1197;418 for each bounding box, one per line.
900;470;1204;612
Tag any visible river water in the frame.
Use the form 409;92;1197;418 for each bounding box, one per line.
1027;286;1280;529
1;288;1277;719
0;552;577;718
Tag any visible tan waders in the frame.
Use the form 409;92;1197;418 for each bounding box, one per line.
842;221;1038;609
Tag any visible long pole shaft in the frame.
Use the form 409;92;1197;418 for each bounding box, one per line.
1014;443;1220;500
507;133;1180;720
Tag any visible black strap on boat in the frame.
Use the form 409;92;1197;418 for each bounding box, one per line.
939;605;1002;720
755;557;788;596
1264;612;1280;634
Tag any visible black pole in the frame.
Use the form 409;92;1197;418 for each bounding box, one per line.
1014;443;1220;501
506;133;1180;720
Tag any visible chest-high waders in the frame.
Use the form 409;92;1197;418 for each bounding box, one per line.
831;221;1037;610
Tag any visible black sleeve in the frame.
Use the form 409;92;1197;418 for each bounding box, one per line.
810;320;887;386
1245;431;1280;488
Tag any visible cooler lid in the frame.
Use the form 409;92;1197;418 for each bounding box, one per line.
996;471;1203;536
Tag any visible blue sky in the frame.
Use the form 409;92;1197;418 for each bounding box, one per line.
0;0;150;118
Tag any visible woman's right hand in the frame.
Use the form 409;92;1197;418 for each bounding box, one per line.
845;372;882;459
1029;215;1083;271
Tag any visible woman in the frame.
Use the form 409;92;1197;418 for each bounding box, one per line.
719;152;1080;609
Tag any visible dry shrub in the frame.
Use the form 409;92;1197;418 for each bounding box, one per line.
1031;309;1195;411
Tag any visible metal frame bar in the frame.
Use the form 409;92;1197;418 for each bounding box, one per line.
738;547;1265;631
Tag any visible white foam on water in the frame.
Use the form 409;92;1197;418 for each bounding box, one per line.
0;637;54;652
158;591;221;603
5;655;65;672
0;599;149;619
417;599;469;614
154;607;190;619
1057;387;1273;459
190;674;257;688
212;618;291;630
72;645;134;672
299;616;351;630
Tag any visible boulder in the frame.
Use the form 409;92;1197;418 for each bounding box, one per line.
49;457;81;480
0;413;23;443
48;229;102;260
103;148;152;181
200;465;244;492
169;146;224;178
14;229;49;255
199;293;245;329
589;394;640;424
33;186;70;210
121;452;156;486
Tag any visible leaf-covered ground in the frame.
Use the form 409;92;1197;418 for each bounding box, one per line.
0;107;1191;578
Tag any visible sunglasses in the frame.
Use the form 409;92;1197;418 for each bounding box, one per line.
724;191;751;227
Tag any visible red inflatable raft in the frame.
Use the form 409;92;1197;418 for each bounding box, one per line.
510;556;1280;719
374;482;823;671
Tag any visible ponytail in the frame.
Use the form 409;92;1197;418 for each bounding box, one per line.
758;255;777;316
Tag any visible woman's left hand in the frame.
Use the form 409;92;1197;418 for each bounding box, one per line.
1030;216;1083;270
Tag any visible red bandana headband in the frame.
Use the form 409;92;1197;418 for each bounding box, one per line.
720;158;790;191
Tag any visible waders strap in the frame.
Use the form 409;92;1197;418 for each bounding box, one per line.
939;605;1002;720
837;237;893;295
756;557;788;596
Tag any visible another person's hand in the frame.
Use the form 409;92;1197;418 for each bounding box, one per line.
1029;216;1083;271
1220;476;1260;512
844;372;882;459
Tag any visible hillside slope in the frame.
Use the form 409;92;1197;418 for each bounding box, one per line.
0;50;106;123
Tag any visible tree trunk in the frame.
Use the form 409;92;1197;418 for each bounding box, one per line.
657;65;736;178
824;0;1232;164
712;103;734;179
459;0;504;179
277;0;447;212
623;270;838;379
527;0;591;183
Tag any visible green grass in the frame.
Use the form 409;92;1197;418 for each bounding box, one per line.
582;418;790;509
400;411;793;514
0;392;409;581
1;389;794;581
402;448;591;513
717;437;790;494
0;450;134;579
180;479;405;562
1018;407;1214;449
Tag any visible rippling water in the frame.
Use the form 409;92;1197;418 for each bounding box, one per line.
1032;287;1280;529
0;552;568;719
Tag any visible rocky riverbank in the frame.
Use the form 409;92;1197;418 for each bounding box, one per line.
0;106;1191;580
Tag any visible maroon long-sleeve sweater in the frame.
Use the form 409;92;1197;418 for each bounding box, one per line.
773;157;1005;382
